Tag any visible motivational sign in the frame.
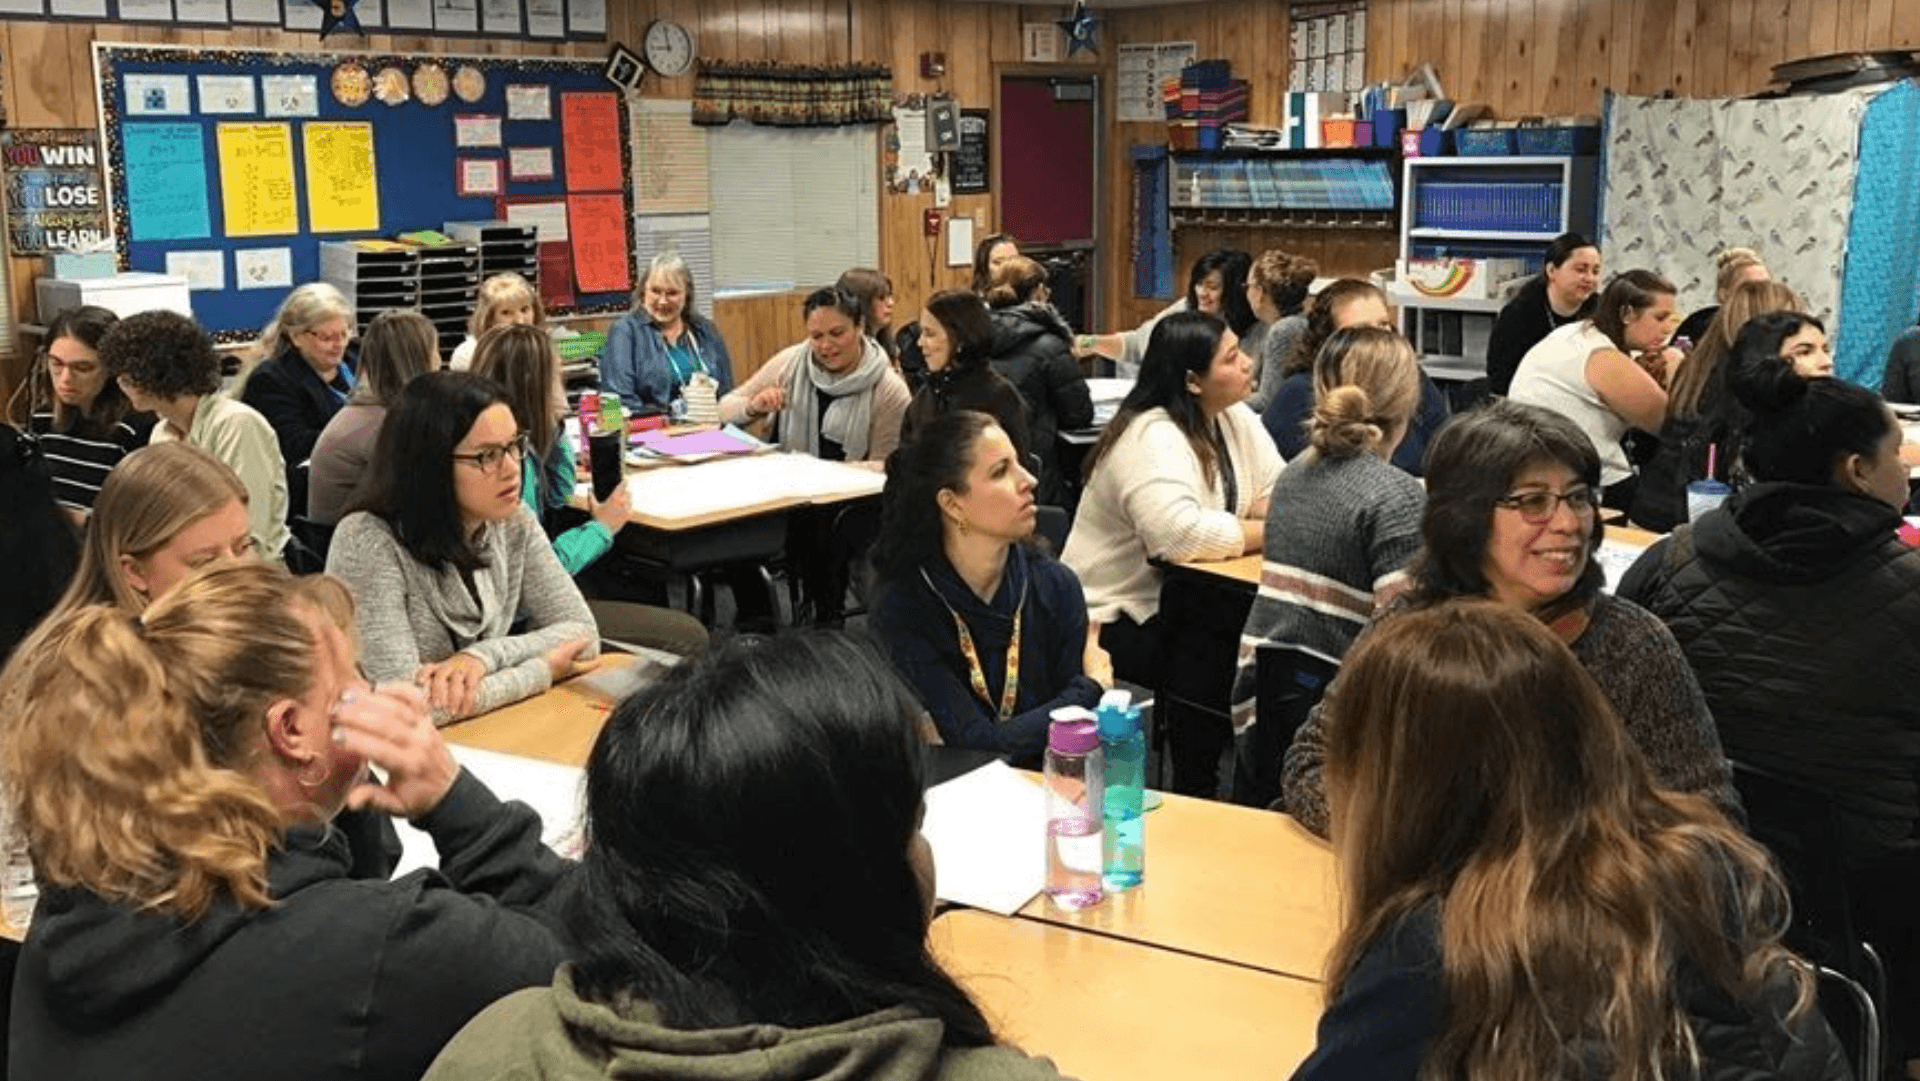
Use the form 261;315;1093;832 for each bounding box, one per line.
2;129;111;255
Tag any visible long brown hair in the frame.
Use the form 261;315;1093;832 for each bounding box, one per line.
6;305;126;434
1589;270;1675;353
1083;311;1227;488
1306;326;1419;459
0;562;352;919
471;323;563;464
1322;600;1810;1081
1665;280;1804;420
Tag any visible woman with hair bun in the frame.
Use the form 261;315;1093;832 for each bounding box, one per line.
1229;326;1425;805
985;256;1092;505
1244;249;1318;412
1673;245;1769;349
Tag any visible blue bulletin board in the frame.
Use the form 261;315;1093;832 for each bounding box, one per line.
95;43;635;341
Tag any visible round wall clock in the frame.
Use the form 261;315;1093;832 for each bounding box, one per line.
644;20;695;78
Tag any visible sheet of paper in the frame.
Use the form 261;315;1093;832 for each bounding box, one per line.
565;0;603;36
632;98;709;215
560;92;623;192
525;0;562;38
479;0;519;34
454;113;502;148
0;0;46;13
391;745;587;876
228;0;274;18
124;73;190;116
261;74;317;118
430;0;474;33
164;249;225;290
506;84;550;121
122;122;212;241
216;122;298;237
303;122;379;233
458;158;502;197
383;0;428;29
631;428;760;457
566;192;629;293
196;74;255;115
922;761;1047;916
505;198;568;243
115;0;172;18
281;0;319;30
946;214;974;267
1596;535;1652;594
235;246;293;290
631;213;712;311
619;453;882;521
509;146;554;180
890;105;932;191
49;0;107;16
175;0;225;21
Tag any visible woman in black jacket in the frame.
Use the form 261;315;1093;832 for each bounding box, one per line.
1485;232;1601;396
984;255;1092;505
901;289;1031;461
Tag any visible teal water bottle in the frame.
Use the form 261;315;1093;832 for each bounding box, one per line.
1097;689;1146;890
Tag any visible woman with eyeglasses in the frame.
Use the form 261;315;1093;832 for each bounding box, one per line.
328;371;598;722
1280;400;1737;837
11;305;151;518
239;283;360;516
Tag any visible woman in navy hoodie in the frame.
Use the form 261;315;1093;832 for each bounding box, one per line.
870;410;1107;761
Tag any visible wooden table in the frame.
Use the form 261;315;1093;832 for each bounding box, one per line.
1016;792;1339;982
440;655;631;767
931;910;1324;1081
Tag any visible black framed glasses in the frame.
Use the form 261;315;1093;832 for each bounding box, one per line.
1492;486;1596;523
452;432;532;474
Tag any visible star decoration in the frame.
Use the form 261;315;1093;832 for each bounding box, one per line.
1058;0;1099;57
316;0;366;40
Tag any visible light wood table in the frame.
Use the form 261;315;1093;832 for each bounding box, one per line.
1017;792;1339;982
931;909;1325;1081
439;655;633;767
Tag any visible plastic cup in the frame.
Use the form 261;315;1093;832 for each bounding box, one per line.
1686;479;1731;522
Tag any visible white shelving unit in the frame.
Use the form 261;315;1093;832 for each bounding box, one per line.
1393;154;1597;381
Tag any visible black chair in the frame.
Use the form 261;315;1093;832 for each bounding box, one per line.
1232;645;1338;809
1731;759;1887;1080
284;516;334;575
1033;505;1071;552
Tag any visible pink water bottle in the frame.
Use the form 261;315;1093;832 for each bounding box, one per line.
1044;707;1105;911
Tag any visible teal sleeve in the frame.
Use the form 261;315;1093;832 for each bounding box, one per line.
550;521;613;575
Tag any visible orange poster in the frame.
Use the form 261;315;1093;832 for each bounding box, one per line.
560;92;623;192
566;193;630;293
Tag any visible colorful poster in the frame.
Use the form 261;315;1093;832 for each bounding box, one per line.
216;122;298;237
566;192;628;292
1;129;111;255
559;92;622;192
121;122;211;241
302;122;379;233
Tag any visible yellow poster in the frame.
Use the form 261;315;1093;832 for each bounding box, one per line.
216;123;299;237
302;122;380;234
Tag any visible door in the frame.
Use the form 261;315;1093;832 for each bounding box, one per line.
999;73;1100;328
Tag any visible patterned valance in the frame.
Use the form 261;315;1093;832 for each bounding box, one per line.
692;61;893;127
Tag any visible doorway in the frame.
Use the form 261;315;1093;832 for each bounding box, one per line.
998;73;1101;331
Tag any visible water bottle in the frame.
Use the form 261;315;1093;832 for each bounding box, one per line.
1097;689;1146;891
1044;706;1104;911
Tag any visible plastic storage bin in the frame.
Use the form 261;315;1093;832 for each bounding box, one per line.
1454;128;1517;156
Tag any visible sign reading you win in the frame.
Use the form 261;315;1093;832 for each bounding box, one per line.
2;129;111;256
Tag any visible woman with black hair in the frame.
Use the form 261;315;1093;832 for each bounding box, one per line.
13;304;151;517
327;371;598;722
871;411;1107;760
1281;399;1735;836
1621;333;1920;1068
1484;232;1602;396
1075;249;1257;378
0;425;79;663
422;632;1067;1081
900;289;1030;458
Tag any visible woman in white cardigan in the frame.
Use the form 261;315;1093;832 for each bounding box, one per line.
1063;310;1283;792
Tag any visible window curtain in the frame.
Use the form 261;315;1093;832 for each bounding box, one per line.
692;61;893;128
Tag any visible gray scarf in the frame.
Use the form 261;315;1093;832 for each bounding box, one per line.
779;335;888;460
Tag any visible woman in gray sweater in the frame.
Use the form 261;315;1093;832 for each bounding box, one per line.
326;371;598;722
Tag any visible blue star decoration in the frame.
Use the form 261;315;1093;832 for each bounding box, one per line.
1058;0;1099;57
315;0;365;40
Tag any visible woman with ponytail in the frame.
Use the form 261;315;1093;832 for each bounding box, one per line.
1229;326;1425;805
1291;600;1845;1081
1;561;572;1081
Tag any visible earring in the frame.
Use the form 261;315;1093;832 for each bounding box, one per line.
294;756;330;789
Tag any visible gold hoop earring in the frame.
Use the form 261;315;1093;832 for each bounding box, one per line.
294;756;330;789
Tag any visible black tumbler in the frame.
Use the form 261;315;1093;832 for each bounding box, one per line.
589;431;624;500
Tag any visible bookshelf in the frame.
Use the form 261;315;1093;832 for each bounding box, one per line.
1394;155;1597;381
1168;146;1399;232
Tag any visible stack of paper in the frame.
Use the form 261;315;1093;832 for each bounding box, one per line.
921;761;1047;915
391;745;586;876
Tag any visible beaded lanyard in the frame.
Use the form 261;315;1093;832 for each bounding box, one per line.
920;567;1029;722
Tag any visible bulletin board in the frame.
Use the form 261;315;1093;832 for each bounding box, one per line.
95;43;635;340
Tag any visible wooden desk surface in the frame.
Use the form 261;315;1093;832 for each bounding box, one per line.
1017;793;1340;982
440;655;631;767
931;909;1324;1081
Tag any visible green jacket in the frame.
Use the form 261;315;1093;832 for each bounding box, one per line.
423;965;1069;1081
524;438;613;576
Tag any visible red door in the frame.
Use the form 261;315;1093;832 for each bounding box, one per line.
999;76;1097;246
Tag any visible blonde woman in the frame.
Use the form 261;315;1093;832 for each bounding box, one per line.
449;272;545;371
1674;245;1769;348
0;561;572;1081
1229;326;1425;805
240;282;358;516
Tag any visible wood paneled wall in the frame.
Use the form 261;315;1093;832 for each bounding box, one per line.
2;0;1916;401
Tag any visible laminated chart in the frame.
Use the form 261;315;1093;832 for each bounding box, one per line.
122;123;212;241
303;122;380;233
217;122;298;236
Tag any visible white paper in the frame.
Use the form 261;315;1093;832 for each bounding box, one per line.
384;0;429;28
165;250;225;291
0;0;44;14
479;0;518;34
175;0;224;20
454;113;502;148
1596;535;1652;594
116;0;172;19
508;146;554;180
891;105;933;190
945;213;973;267
227;0;274;19
196;74;256;115
460;159;501;195
281;0;319;30
525;0;562;38
505;84;550;121
922;761;1047;916
620;453;881;523
48;0;106;16
124;73;191;116
235;246;293;290
431;0;475;34
392;745;586;876
261;74;318;118
631;213;713;314
505;199;569;243
355;0;382;27
565;0;604;36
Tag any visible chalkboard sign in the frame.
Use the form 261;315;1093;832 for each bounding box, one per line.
952;108;990;195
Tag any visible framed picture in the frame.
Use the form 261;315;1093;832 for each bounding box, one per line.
604;44;643;94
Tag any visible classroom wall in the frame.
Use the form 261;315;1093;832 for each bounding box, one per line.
4;0;1918;403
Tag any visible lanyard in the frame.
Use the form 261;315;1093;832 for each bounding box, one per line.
665;330;709;385
921;566;1028;723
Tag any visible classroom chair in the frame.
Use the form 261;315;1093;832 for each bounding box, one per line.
1731;759;1888;1081
1233;645;1337;809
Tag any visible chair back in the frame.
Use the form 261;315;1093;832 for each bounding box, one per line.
1033;505;1071;553
1232;645;1338;808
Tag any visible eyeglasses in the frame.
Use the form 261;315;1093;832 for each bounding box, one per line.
1492;486;1596;524
302;328;351;347
452;433;531;474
